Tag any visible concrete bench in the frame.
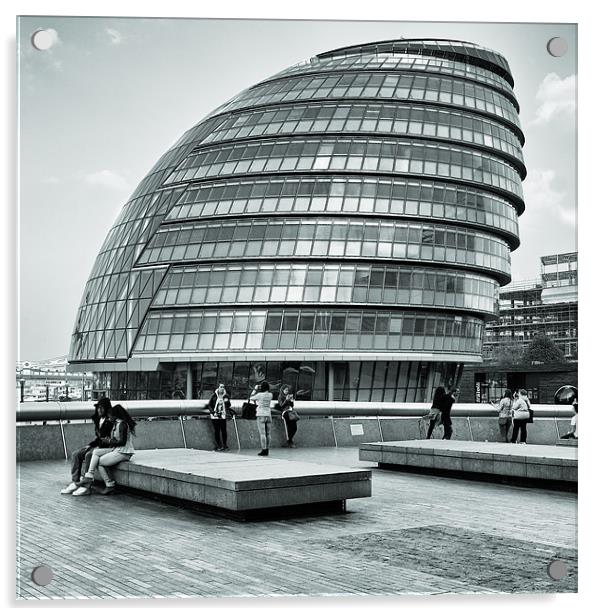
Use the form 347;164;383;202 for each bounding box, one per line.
359;440;577;486
110;448;372;520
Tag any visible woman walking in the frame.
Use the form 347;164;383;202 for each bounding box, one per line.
250;381;273;456
208;383;232;451
493;389;513;443
510;389;530;444
73;404;136;495
278;384;298;447
426;386;446;439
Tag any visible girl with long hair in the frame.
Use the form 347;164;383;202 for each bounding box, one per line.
75;404;137;495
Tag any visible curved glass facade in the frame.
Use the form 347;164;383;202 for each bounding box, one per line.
69;38;526;403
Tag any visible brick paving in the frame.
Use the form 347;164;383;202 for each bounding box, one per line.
16;447;577;600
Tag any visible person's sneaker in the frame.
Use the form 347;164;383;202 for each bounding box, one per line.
60;482;78;495
258;449;268;456
289;443;297;448
222;446;230;451
95;486;115;496
72;486;91;496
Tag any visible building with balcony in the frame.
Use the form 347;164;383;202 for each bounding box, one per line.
68;38;527;402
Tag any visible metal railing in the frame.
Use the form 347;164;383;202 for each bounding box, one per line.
16;400;575;423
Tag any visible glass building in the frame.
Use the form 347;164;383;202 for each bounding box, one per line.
68;38;527;402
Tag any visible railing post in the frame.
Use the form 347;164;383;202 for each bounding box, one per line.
232;416;241;450
331;416;338;448
179;416;188;448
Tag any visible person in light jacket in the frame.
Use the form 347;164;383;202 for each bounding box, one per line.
74;404;136;495
510;390;530;444
208;383;232;451
492;389;513;443
61;397;114;494
250;381;273;456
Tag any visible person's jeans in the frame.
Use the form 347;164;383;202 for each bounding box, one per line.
87;448;132;487
212;418;228;448
511;419;528;443
284;415;298;442
256;416;272;450
499;417;512;443
426;419;437;439
442;421;453;440
70;446;94;482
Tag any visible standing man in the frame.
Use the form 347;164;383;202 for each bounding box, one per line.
440;386;459;440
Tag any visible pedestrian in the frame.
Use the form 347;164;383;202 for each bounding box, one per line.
60;397;114;494
278;384;298;448
426;386;446;439
440;386;459;440
73;404;137;495
208;383;232;451
250;380;273;456
492;388;513;443
560;400;578;439
510;389;530;444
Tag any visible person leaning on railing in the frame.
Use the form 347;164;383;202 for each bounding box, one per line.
510;390;530;444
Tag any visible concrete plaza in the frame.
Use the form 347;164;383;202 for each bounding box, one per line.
16;447;577;600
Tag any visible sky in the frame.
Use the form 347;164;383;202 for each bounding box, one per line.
17;17;577;361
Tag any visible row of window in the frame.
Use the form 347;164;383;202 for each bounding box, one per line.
138;218;511;273
152;263;498;314
318;40;512;82
132;309;484;354
167;137;523;198
202;101;523;162
273;52;515;99
219;72;521;129
165;176;519;236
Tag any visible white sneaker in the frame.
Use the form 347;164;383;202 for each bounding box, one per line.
72;486;91;496
60;482;78;495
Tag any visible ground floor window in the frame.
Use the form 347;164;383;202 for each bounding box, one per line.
93;360;463;403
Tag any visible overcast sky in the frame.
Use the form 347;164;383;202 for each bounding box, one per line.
17;17;577;361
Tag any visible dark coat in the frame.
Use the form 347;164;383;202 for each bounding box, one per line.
88;413;114;447
439;393;456;425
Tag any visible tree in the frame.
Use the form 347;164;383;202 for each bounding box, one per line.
522;334;567;364
486;340;525;366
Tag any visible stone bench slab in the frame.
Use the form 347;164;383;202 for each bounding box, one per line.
111;448;372;513
359;440;577;484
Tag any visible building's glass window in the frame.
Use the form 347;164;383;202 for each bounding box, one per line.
137;217;512;278
215;72;521;131
202;102;524;165
166;136;523;200
132;308;484;354
165;176;519;237
270;52;516;101
152;263;499;315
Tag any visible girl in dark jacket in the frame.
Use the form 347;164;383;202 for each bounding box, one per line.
74;404;136;496
278;384;298;448
61;397;114;494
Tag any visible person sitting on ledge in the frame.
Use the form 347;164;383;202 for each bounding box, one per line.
61;397;114;495
560;401;578;439
73;404;136;496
